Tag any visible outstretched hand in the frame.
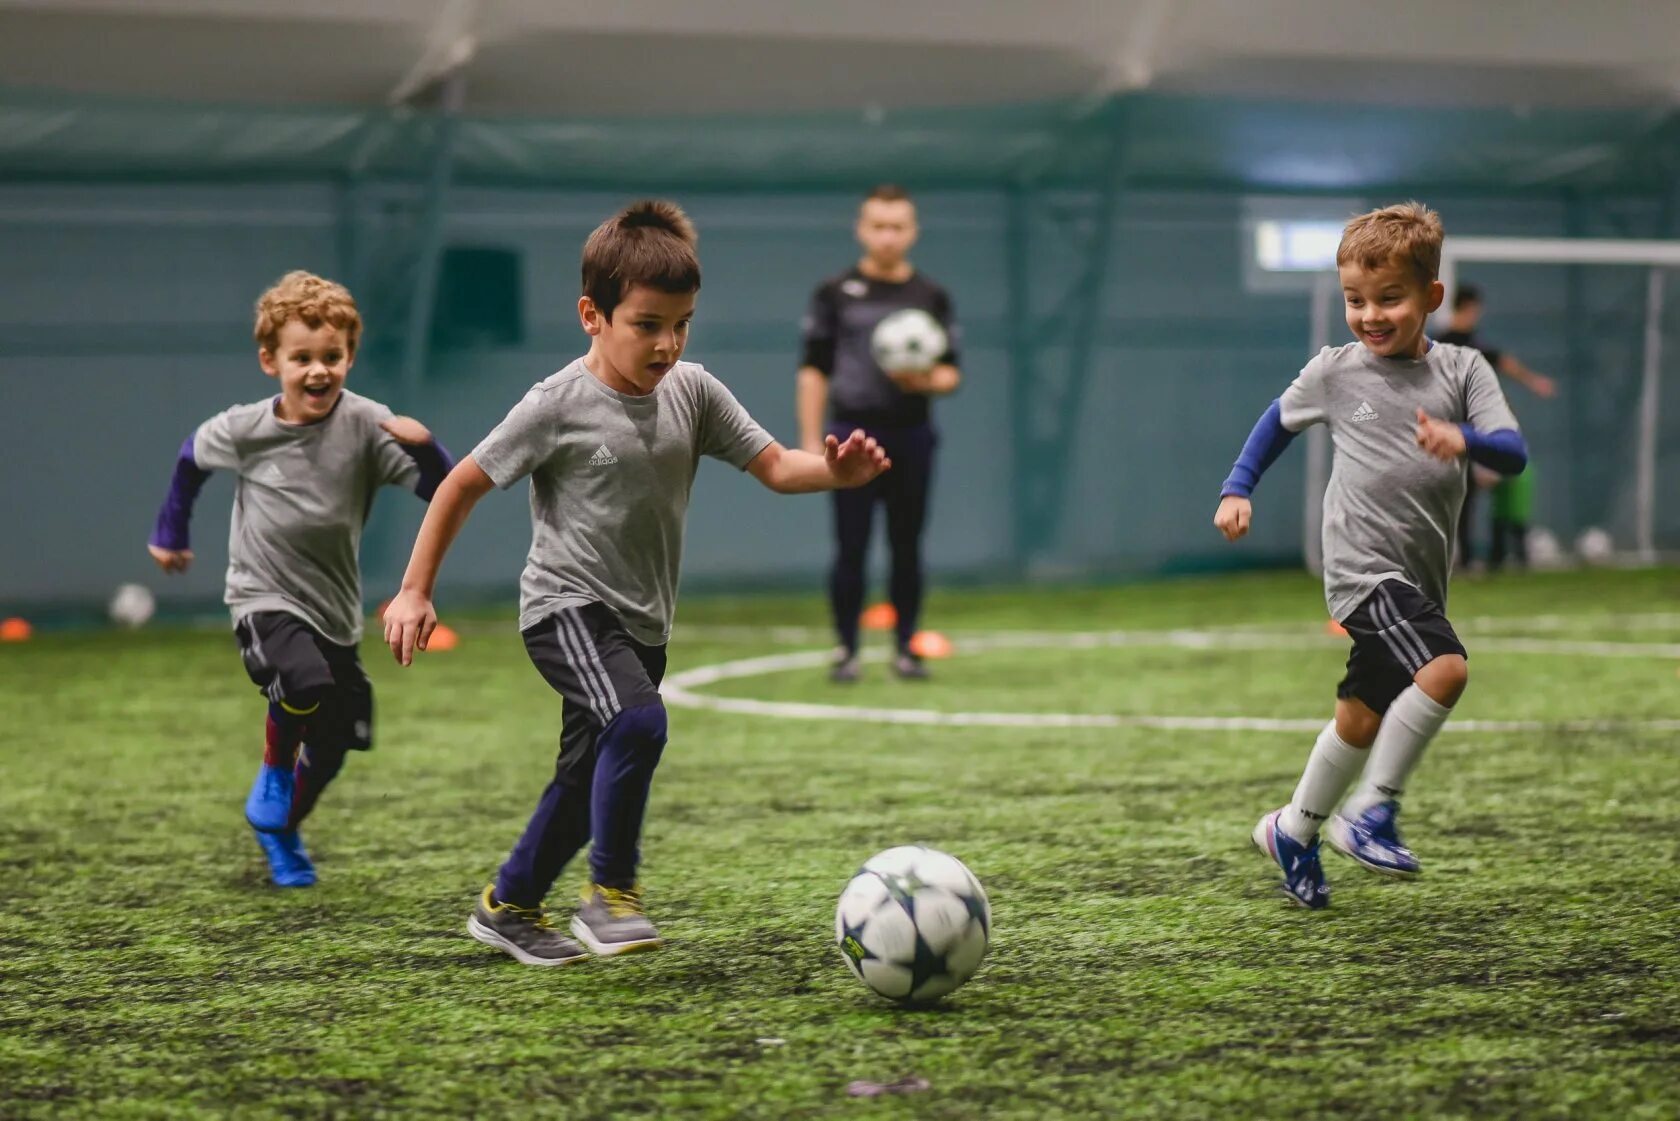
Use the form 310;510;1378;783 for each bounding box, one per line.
380;416;433;446
1415;408;1466;463
825;429;891;487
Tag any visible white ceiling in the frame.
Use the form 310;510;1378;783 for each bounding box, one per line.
2;0;1678;116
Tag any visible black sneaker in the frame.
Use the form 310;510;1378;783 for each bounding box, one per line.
571;884;663;956
830;654;861;684
893;652;930;680
467;885;589;966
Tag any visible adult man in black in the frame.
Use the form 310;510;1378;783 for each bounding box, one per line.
798;185;961;681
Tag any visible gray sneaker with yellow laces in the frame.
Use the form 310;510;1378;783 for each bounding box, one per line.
467;885;590;966
571;884;664;956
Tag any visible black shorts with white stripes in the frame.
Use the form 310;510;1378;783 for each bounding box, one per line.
1336;580;1467;715
521;603;668;784
234;611;374;750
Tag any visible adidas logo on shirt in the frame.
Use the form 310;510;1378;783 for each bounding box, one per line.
1351;401;1379;423
587;444;619;466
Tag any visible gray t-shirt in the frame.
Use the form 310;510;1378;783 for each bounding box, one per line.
1280;341;1519;621
472;359;775;645
194;390;420;645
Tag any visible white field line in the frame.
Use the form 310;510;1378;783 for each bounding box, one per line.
672;627;1680;659
661;633;1680;735
447;613;1680;644
1455;610;1680;633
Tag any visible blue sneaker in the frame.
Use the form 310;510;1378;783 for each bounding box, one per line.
1252;808;1329;910
254;828;316;888
244;763;294;833
1327;800;1420;877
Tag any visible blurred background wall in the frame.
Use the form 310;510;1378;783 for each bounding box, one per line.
3;1;1678;614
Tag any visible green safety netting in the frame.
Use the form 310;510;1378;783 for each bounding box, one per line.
3;86;1677;193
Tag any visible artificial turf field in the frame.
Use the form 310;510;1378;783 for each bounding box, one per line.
2;568;1677;1119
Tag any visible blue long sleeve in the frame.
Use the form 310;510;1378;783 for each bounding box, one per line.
401;439;456;501
150;434;211;550
1459;426;1527;475
1221;399;1297;498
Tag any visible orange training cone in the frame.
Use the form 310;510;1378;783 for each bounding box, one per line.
1325;618;1348;637
860;602;898;631
909;630;953;660
0;617;33;642
425;623;459;652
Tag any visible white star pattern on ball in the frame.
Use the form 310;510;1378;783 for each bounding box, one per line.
835;845;990;1004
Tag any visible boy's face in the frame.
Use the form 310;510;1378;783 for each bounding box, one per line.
580;284;695;395
856;199;918;267
258;319;353;423
1339;258;1444;360
1455;298;1484;328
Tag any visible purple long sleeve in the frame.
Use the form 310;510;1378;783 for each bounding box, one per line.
402;439;456;501
1221;399;1298;498
1459;426;1528;475
150;434;211;550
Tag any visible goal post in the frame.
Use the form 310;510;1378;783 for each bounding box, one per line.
1300;236;1680;567
1439;237;1680;563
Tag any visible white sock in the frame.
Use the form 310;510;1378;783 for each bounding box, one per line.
1280;721;1367;842
1341;685;1453;818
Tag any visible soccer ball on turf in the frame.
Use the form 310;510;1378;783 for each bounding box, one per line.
835;846;990;1004
869;309;948;375
1575;526;1614;565
1527;526;1564;569
109;583;156;629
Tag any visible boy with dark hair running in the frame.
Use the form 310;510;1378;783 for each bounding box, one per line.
384;200;889;964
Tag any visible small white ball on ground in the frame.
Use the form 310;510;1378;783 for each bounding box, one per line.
109;583;156;628
1527;526;1564;569
1575;526;1614;564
